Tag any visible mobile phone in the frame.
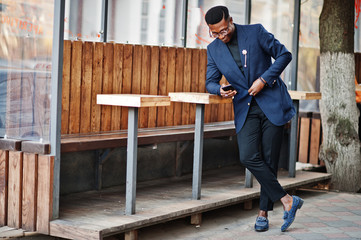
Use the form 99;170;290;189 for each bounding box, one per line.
222;84;235;91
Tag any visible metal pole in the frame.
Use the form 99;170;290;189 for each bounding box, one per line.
192;104;204;200
288;0;301;178
244;0;251;25
181;0;188;47
126;107;138;215
50;0;65;219
101;0;109;42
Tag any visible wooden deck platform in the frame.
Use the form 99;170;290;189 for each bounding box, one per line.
49;166;331;240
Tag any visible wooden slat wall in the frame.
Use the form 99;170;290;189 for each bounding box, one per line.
7;151;23;228
22;153;38;231
297;114;323;165
0;150;8;226
0;151;53;233
60;41;234;135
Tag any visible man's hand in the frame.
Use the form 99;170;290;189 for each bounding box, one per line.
220;84;237;98
248;78;266;96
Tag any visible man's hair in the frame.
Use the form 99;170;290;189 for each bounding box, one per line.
205;6;230;25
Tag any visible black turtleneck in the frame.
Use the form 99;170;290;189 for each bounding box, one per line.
226;27;244;75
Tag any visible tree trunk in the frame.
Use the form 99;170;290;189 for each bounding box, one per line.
319;0;361;192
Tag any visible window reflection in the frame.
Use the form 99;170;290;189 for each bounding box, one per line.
186;0;245;49
64;0;102;41
251;0;294;89
107;0;184;46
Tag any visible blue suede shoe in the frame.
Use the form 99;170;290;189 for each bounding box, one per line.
255;216;269;232
281;196;304;232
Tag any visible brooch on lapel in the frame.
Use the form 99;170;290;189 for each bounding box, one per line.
242;49;247;68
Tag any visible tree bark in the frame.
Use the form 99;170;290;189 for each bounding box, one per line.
319;0;361;192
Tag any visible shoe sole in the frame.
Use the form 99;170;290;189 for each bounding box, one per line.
255;228;269;232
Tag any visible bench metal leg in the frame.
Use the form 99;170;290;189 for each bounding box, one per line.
245;169;253;188
288;100;299;177
288;100;299;178
192;104;205;200
126;107;138;215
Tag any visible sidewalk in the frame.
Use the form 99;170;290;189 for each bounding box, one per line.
138;189;361;240
1;189;361;239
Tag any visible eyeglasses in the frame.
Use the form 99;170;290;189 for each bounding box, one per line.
209;23;230;38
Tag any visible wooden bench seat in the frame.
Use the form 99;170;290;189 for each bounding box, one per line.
61;121;235;152
20;121;235;154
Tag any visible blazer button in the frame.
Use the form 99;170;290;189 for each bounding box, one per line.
273;80;276;84
248;103;250;106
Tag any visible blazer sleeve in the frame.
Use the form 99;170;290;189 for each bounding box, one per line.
257;24;292;87
205;46;222;95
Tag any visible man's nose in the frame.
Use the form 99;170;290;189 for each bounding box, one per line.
219;34;226;40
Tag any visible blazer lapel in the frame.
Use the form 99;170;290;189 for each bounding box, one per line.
212;39;248;89
236;24;250;86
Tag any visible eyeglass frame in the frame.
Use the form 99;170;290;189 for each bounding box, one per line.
208;21;231;39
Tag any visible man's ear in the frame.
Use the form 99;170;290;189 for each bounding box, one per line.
229;17;233;24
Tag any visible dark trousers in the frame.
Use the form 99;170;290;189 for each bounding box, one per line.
237;99;287;211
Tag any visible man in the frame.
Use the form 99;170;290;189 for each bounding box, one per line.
205;6;303;232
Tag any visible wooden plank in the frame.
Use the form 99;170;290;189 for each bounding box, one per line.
169;93;232;104
22;153;38;231
288;90;321;100
148;46;160;128
125;230;138;240
166;47;176;126
19;38;36;139
190;213;202;225
140;45;151;128
182;48;192;125
0;150;8;226
6;70;22;138
5;37;23;139
60;121;235;152
298;118;310;163
190;49;200;124
101;43;114;132
80;41;94;133
19;72;35;139
33;70;50;141
0;139;22;151
36;155;54;234
91;42;104;133
132;45;142;95
309;118;321;165
48;170;331;239
69;41;83;134
111;44;124;131
97;95;170;108
7;151;23;229
157;47;168;127
174;48;184;126
50;220;101;240
199;49;211;123
61;40;72;134
121;44;134;130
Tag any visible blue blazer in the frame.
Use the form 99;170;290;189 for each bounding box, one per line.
206;24;296;133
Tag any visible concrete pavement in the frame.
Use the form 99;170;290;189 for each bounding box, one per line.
1;189;361;239
138;189;361;240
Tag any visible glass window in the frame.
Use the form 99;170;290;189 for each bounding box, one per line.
64;0;102;41
251;0;295;88
0;0;54;141
356;1;361;53
186;0;245;49
107;0;184;46
297;0;323;112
